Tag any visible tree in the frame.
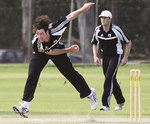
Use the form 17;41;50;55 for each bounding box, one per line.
75;0;95;63
1;0;150;61
22;0;32;62
0;0;22;49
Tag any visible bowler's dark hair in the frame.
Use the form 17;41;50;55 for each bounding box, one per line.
33;15;51;33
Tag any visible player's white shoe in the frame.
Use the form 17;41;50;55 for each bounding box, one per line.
100;106;110;111
115;102;125;111
13;103;29;118
87;88;98;110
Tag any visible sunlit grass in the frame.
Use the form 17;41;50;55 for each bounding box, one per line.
0;64;150;116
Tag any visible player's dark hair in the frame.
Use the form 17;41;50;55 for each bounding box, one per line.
33;15;51;33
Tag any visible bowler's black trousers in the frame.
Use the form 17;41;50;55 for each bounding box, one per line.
102;54;125;107
22;52;91;102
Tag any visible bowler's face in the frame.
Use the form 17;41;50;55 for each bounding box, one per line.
100;17;111;26
36;29;49;42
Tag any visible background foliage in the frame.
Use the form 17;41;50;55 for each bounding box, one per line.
0;0;150;60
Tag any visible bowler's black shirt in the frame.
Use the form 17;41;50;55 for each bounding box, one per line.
32;16;70;53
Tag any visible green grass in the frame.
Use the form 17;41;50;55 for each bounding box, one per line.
0;63;150;116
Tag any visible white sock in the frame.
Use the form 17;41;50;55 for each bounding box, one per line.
87;90;92;98
24;101;31;110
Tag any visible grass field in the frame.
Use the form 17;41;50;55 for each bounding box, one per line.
0;63;150;124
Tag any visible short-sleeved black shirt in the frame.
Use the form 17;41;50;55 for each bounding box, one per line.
32;16;70;53
91;24;130;56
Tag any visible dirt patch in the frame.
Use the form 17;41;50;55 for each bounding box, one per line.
0;114;150;124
